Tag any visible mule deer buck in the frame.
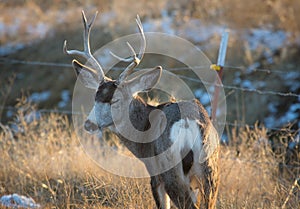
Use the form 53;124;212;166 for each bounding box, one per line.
64;11;220;209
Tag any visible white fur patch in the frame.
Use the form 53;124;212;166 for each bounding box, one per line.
169;119;202;154
87;102;113;129
94;102;113;128
157;183;171;209
87;106;97;124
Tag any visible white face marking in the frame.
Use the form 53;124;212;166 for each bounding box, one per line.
94;102;113;128
86;106;98;125
85;102;113;134
84;106;101;134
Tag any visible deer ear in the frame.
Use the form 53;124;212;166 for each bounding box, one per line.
72;59;99;89
125;66;162;93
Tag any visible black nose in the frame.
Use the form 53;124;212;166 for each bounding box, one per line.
84;119;99;132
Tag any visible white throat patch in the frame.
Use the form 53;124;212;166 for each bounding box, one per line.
86;106;98;125
94;102;113;128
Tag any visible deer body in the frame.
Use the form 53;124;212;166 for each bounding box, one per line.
65;11;219;209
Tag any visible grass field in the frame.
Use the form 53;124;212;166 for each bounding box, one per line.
0;99;299;208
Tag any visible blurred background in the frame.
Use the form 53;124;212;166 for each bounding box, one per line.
1;0;299;132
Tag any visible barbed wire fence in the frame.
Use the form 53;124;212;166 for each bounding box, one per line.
2;58;299;97
1;57;299;131
1;58;300;173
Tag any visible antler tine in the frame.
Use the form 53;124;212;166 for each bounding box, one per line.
111;15;145;63
109;42;136;62
63;10;105;81
136;15;146;61
82;10;98;55
112;15;146;84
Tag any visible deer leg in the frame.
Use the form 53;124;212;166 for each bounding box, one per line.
162;167;197;209
150;176;170;209
157;183;171;209
190;176;202;207
201;156;219;209
202;173;219;209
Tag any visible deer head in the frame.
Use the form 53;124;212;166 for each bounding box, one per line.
64;11;162;134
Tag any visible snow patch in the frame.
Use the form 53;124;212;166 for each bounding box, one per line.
265;103;300;128
241;80;254;89
27;22;50;39
58;90;70;108
245;29;288;51
0;193;40;208
0;43;26;56
142;11;175;34
281;71;300;92
268;103;278;114
177;19;224;43
28;91;51;103
194;89;210;106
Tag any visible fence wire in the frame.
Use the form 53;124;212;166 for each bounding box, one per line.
178;75;300;98
1;58;299;133
1;58;296;74
1;58;299;99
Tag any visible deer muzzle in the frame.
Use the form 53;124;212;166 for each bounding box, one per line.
84;119;99;133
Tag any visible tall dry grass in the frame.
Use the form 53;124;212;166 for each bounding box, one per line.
0;98;154;208
0;99;299;208
220;123;299;208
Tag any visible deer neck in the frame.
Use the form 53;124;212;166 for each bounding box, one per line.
108;95;155;158
128;96;154;131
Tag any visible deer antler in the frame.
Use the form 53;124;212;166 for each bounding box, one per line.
63;10;105;82
110;15;146;84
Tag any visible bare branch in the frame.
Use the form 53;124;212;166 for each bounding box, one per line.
63;10;105;82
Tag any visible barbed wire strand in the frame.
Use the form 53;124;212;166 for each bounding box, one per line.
0;58;71;68
1;58;299;98
0;58;299;132
178;75;300;98
1;58;298;74
224;64;290;74
1;59;300;171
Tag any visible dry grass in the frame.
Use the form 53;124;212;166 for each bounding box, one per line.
0;98;154;208
0;99;299;208
220;125;277;208
219;124;299;208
